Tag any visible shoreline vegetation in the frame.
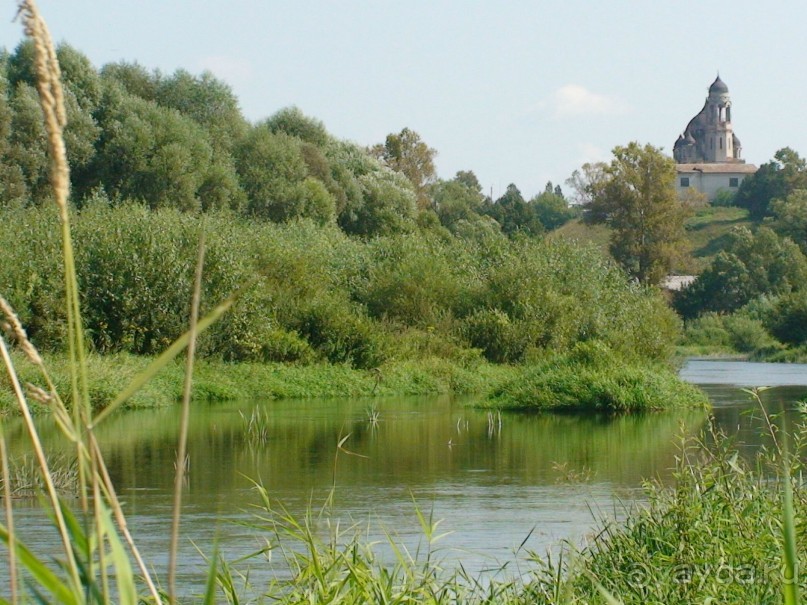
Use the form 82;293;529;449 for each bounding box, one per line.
0;3;801;602
1;346;707;415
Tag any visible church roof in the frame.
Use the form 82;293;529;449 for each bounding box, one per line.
709;75;728;94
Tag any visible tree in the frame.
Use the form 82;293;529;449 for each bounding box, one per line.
431;171;486;231
583;142;690;285
483;183;544;238
770;189;807;253
673;226;807;318
734;147;807;219
371;127;436;210
330;140;417;236
529;182;574;231
91;90;217;211
156;69;249;154
565;161;607;206
266;106;329;147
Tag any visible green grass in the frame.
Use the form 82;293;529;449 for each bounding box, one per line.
484;344;709;413
526;424;805;604
685;205;753;266
551;206;755;274
0;351;520;413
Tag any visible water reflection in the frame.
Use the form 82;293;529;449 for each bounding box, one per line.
5;360;807;597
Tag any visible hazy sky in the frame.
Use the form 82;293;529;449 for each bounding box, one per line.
3;1;806;199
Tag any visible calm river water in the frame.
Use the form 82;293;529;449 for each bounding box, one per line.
5;359;807;597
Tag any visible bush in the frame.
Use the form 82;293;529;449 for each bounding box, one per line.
485;343;708;413
762;291;807;346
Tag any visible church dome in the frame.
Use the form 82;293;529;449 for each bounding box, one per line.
709;76;728;94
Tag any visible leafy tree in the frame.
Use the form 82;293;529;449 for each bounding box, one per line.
266;106;329;147
56;44;103;112
330;140;417;236
235;126;337;225
0;62;27;205
156;69;248;154
371;127;437;210
565;161;607;207
100;61;159;102
6;82;49;205
454;170;483;193
483;183;544;238
770;189;807;253
529;182;574;231
91;90;216;211
674;226;807;318
431;171;486;231
583;142;690;285
734;147;807;219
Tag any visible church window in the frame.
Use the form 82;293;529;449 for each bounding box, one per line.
729;177;739;187
680;177;690;187
720;138;723;150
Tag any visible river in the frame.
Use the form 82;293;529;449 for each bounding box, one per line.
4;358;807;598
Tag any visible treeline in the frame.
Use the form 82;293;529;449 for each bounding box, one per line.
674;146;807;357
0;206;677;368
0;41;574;239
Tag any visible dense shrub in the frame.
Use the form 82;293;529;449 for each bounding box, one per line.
762;291;807;346
485;342;708;412
674;226;807;318
0;205;682;370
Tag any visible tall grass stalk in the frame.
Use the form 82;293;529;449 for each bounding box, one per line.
0;331;80;590
168;231;206;603
0;412;17;603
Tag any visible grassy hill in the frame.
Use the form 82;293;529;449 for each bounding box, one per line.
551;205;754;274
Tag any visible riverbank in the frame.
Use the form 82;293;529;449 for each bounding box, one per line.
0;348;708;415
0;351;520;413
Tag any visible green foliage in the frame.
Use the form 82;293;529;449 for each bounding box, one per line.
266;105;329;147
762;291;807;346
529;182;575;230
770;188;807;253
583;142;691;285
485;341;708;413
674;226;807;318
371;127;437;210
530;428;805;604
735;147;807;219
100;61;159;101
711;188;737;207
235;127;336;224
431;172;486;232
463;238;680;363
0;47;440;236
462;308;527;363
483;183;545;238
0;205;681;371
91;90;218;211
155;68;248;154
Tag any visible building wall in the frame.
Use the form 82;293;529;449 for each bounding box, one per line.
675;170;748;201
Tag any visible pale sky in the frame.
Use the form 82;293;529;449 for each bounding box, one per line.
2;1;806;199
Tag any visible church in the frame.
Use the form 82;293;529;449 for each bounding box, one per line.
673;75;757;200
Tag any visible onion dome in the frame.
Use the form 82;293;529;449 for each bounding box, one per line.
709;75;728;94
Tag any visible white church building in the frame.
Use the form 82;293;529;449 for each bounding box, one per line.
673;76;757;200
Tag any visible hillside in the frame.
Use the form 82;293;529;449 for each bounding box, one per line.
551;205;755;274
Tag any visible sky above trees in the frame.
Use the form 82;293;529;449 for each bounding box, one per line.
2;1;805;199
